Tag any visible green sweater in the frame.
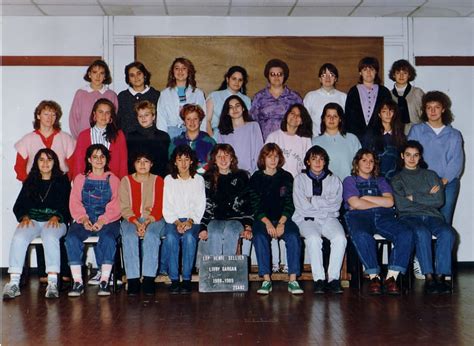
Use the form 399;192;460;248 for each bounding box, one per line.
391;167;444;219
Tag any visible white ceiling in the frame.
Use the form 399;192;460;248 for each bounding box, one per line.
1;0;473;17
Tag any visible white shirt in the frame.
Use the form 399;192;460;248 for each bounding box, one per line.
266;129;312;178
303;88;347;137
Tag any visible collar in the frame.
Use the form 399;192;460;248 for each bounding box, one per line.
92;125;107;133
128;86;150;96
318;87;336;95
83;84;108;94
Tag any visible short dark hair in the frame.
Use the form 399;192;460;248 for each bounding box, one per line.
179;103;206;122
264;58;290;84
320;102;346;136
85;144;110;175
280;104;313;138
218;95;253;135
420;91;454;125
351;148;380;177
401;140;428;169
83;59;112;85
318;63;339;87
358;56;381;84
169;144;199;179
218;66;249;95
389;59;417;82
89;98;120;142
303;145;331;174
257;143;285;171
33;100;62;130
166;57;197;91
125;61;152;87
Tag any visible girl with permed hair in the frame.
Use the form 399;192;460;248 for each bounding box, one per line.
250;58;303;141
217;95;263;173
72;98;128;179
250;143;304;295
199;144;253;259
163;145;206;294
69;59;118;138
3;149;71;300
342;148;414;296
157;57;206;139
66;144;122;297
206;66;252;137
117;61;161;135
345;56;392;141
408;91;463;225
389;59;424;133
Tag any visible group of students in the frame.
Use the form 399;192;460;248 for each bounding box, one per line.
3;55;463;299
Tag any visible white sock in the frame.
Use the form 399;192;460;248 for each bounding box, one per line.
387;270;399;280
100;264;112;283
369;274;379;280
70;265;83;284
48;274;58;285
10;273;21;286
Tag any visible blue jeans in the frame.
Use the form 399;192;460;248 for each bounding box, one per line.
345;208;414;274
164;220;200;281
121;219;165;279
201;220;243;256
440;178;460;225
8;220;67;274
401;215;454;275
65;221;120;266
252;219;301;277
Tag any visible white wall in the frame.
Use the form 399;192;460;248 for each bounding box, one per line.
1;16;473;266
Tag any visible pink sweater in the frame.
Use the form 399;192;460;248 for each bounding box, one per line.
72;128;128;179
69;87;118;138
70;171;121;224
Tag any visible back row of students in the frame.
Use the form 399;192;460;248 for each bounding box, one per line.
3;135;456;299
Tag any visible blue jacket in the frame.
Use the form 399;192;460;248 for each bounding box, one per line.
408;122;463;182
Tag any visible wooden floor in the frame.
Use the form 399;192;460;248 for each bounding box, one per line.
2;269;473;346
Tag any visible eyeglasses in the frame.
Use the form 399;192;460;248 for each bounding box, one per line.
269;72;284;78
320;72;336;78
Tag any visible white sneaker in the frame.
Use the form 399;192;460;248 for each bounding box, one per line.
87;270;102;285
45;282;59;299
272;264;280;273
3;283;21;300
413;257;426;280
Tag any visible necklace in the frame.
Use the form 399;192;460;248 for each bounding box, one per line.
39;181;53;203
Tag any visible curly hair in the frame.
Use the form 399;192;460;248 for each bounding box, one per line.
358;56;381;84
351;148;380;177
218;66;249;95
89;98;120;142
264;58;290;84
320;102;346;136
218;95;253;135
205;144;240;191
169;144;199;179
280;103;313;138
389;59;417;82
84;144;110;175
83;59;112;85
179;103;206;122
420;91;454;125
33;100;62;130
257;143;285;171
24;148;64;199
166;57;197;91
125;61;152;87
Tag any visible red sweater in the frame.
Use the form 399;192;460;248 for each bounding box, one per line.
72;128;128;179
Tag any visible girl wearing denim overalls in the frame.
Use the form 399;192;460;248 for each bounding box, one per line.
66;144;121;297
342;148;413;295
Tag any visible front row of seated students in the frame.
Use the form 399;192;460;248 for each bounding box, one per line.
3;140;454;299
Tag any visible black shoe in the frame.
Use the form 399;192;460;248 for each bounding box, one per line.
424;278;438;295
180;280;192;294
436;275;452;294
169;281;180;295
142;276;156;296
313;280;326;294
127;278;140;296
327;279;343;294
98;281;111;296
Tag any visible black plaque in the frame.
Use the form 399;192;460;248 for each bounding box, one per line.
198;255;249;293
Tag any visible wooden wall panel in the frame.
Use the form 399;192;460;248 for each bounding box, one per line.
136;36;384;98
0;56;101;66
